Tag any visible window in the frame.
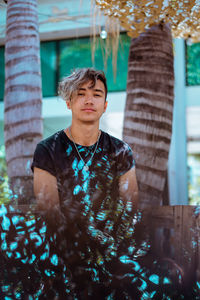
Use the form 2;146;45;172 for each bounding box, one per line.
0;33;131;100
40;41;57;97
59;34;131;93
186;42;200;86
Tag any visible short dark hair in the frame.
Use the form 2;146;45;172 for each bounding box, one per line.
58;68;107;101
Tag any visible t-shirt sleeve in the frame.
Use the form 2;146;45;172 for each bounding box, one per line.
31;143;56;177
116;143;136;177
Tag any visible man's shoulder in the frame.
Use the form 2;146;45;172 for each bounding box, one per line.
38;130;64;148
102;131;131;152
32;131;64;175
102;131;135;174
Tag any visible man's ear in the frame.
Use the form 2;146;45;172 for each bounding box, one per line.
104;101;108;112
66;100;71;110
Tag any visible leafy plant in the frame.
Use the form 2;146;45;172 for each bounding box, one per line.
0;145;11;204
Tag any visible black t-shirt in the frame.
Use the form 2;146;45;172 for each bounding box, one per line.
32;130;134;200
30;131;144;296
32;130;135;234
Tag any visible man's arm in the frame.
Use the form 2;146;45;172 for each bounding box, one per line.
33;167;60;211
119;167;138;211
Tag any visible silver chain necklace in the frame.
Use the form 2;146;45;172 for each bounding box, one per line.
69;127;101;171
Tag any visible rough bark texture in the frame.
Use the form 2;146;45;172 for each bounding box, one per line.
123;23;174;208
4;0;43;204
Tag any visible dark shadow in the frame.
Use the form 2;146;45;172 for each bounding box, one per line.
0;203;199;299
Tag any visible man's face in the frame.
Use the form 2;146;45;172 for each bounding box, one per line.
66;79;107;124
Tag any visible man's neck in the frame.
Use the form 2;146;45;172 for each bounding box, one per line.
67;122;100;146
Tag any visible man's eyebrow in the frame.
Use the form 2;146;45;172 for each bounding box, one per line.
93;88;104;94
78;87;104;94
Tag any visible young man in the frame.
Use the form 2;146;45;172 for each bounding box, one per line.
32;68;138;218
31;68;139;296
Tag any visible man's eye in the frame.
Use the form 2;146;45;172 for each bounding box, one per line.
94;94;100;97
78;93;84;96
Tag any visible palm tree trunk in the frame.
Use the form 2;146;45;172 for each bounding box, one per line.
123;23;174;208
4;0;43;204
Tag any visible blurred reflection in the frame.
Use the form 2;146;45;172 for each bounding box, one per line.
0;202;199;299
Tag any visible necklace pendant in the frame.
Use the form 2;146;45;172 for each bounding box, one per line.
69;127;101;173
84;165;89;171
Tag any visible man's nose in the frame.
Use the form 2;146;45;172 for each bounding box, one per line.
84;94;93;104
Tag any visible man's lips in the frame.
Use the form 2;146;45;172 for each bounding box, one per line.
82;108;96;112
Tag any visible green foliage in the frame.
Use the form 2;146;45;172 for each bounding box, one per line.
0;145;11;204
188;154;200;205
186;42;200;86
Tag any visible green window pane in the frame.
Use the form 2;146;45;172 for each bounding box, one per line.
59;37;94;78
0;46;5;101
186;42;200;86
40;41;57;97
59;34;131;92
